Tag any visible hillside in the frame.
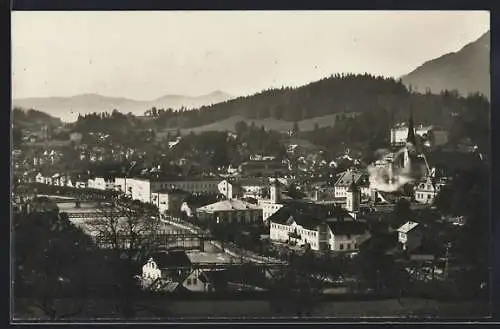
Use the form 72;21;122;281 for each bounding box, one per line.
156;113;360;137
12;91;234;123
401;30;490;99
12;107;62;129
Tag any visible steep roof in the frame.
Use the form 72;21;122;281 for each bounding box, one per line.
327;221;369;236
269;202;342;230
197;199;260;212
334;169;369;187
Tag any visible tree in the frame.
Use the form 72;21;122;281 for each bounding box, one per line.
292;121;300;136
268;250;328;317
91;200;163;318
391;198;412;228
14;211;91;320
234;120;248;136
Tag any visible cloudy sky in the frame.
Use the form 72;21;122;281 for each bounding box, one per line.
12;11;489;100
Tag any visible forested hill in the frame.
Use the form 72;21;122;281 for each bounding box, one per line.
12;107;62;129
151;73;488;130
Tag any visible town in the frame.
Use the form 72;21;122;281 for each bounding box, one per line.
11;10;490;321
12;96;490;319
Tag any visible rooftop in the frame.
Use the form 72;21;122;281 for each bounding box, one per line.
185;251;240;264
197;199;261;212
397;221;420;233
334;169;369;187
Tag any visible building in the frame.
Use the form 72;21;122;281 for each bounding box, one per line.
219;178;270;200
141;250;193;291
87;177;115;191
258;178;285;223
334;169;370;200
269;202;370;251
414;176;447;204
151;189;190;216
345;174;361;214
397;221;423;251
390;123;433;147
196;199;263;225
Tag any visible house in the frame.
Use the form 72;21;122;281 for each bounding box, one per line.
151;189;189;216
269;202;370;251
126;177;220;204
397;221;423;251
35;172;45;184
218;178;270;199
414;176;447;204
334;169;370;199
141;250;193;290
196;199;263;224
87;176;114;190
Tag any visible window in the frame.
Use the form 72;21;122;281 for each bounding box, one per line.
186;278;192;285
354;243;358;249
347;243;351;250
339;244;344;250
346;234;351;239
193;278;198;285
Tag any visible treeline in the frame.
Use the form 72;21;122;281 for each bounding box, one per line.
12;107;62;128
148;73;487;130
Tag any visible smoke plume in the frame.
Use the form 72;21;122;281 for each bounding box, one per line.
367;146;415;192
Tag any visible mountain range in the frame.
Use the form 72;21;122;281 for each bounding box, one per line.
13;91;233;123
401;30;490;99
13;29;490;123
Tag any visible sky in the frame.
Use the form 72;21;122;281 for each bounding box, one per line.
12;11;489;100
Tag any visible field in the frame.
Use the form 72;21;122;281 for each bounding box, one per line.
156;112;360;139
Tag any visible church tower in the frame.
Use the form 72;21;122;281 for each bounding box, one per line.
404;107;417;169
406;107;417;146
270;177;281;204
345;174;361;213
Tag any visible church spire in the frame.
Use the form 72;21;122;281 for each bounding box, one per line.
406;106;416;145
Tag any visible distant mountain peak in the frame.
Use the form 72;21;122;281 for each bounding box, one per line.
401;30;490;99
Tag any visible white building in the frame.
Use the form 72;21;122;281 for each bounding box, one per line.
151;189;189;216
414;176;446;204
258;179;284;223
390;123;433;146
196;199;262;224
87;177;115;191
397;221;423;251
269;203;370;251
334;169;370;199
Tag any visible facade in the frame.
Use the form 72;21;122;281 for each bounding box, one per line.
414;176;446;204
196;199;263;224
151;189;189;215
334;169;370;199
162;179;219;194
269;203;370;251
390;124;432;146
397;221;423;251
258;179;285;222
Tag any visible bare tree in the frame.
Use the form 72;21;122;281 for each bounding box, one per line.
90;199;166;318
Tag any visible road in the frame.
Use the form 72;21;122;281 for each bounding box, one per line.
160;217;285;265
